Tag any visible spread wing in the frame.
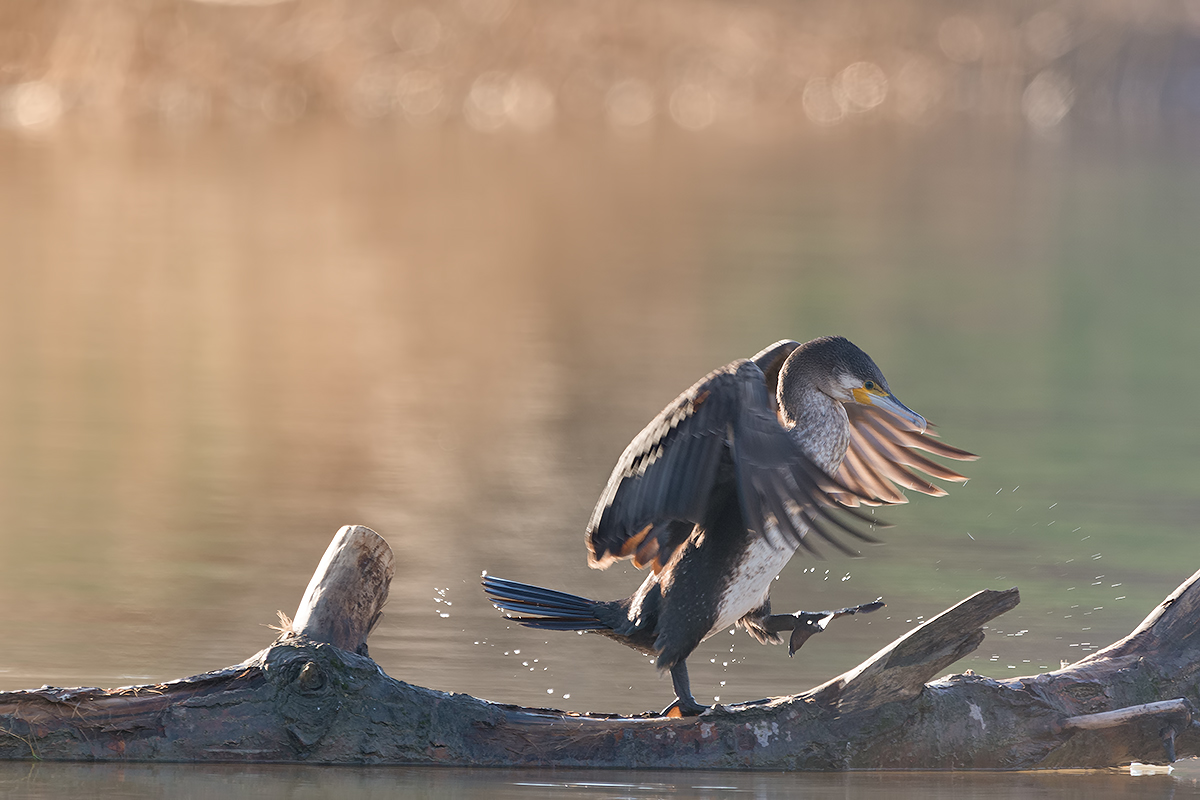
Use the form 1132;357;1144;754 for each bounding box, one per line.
585;363;741;572
834;404;978;506
586;360;879;572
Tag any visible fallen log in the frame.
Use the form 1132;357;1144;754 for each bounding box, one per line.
0;525;1196;768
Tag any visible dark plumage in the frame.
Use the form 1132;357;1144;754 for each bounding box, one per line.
483;336;975;716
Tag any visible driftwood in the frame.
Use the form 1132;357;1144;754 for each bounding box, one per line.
1;525;1197;768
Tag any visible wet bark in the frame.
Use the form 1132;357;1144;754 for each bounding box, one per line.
1;525;1197;769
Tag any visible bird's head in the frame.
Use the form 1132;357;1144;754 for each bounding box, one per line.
778;336;927;432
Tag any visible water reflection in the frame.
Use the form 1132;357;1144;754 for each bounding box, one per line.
2;761;1200;799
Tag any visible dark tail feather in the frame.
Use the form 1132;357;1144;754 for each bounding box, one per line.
482;575;609;632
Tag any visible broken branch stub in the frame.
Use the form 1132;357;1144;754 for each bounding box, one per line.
808;587;1020;713
289;525;394;655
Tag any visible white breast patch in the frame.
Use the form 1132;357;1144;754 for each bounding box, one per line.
707;537;797;639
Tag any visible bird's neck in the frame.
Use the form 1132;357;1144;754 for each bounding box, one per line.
780;387;850;475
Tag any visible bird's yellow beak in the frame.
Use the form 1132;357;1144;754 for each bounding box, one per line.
851;387;927;432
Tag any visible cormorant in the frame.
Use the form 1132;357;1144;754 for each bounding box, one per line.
483;336;975;716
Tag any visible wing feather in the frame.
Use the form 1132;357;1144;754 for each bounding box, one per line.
841;440;908;504
586;365;742;569
855;416;969;482
837;404;977;505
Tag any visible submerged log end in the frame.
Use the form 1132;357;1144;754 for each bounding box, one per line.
289;525;395;654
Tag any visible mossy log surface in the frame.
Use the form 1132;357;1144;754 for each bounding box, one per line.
1;525;1197;769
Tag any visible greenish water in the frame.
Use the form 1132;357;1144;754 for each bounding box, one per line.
0;123;1198;793
4;761;1200;799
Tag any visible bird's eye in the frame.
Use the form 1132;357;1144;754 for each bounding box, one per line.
864;380;877;391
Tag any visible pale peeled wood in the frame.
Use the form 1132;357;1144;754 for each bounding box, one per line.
290;525;395;654
1062;699;1191;731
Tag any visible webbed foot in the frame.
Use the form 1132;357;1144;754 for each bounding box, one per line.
766;598;886;655
660;696;709;717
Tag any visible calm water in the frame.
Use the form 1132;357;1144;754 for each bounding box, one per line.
1;123;1199;794
3;761;1200;799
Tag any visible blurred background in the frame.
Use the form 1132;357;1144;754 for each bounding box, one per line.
4;0;1200;132
1;0;1200;769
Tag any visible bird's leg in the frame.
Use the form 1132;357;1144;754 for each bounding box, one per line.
660;660;708;717
765;598;886;655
